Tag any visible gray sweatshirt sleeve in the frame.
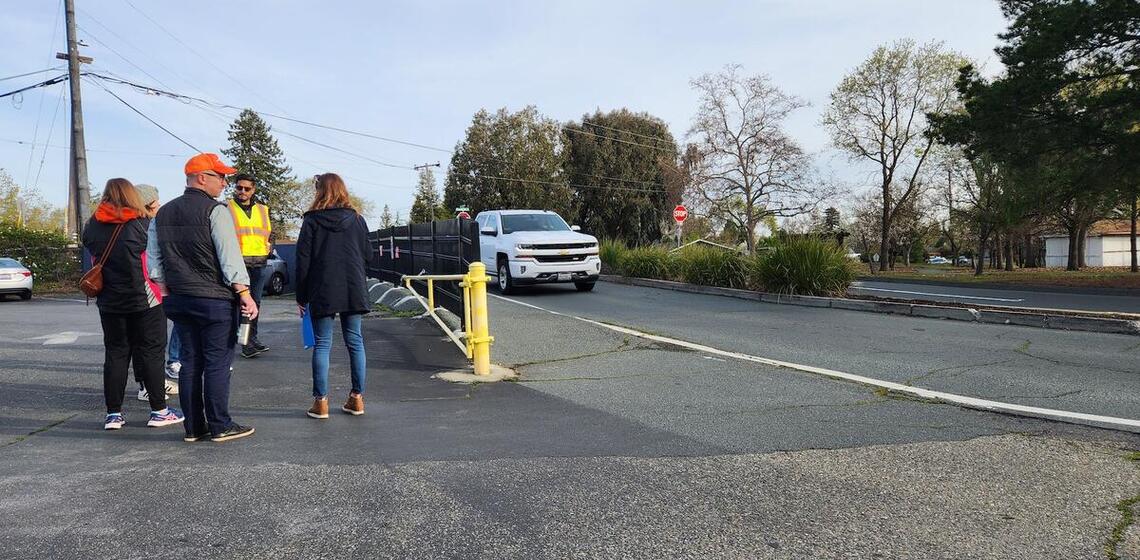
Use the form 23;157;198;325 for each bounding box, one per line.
209;205;251;286
145;218;164;283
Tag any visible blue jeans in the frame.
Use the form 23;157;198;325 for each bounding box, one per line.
167;321;182;364
311;312;366;398
164;295;237;436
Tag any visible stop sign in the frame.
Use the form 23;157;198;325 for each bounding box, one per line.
456;211;471;220
673;205;688;223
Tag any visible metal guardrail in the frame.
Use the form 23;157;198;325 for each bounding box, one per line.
402;262;494;376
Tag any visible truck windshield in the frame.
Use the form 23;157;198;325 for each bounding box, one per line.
501;214;570;234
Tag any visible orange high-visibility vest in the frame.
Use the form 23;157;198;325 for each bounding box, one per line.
228;200;272;257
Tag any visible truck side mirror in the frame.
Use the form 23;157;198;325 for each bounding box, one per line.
571;225;581;232
480;227;497;236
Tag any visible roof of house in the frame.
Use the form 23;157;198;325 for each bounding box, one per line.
1043;219;1136;238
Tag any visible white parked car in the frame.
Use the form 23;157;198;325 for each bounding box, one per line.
0;257;33;300
927;256;950;265
476;210;601;294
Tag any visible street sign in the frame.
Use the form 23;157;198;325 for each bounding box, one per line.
673;205;688;223
456;211;471;220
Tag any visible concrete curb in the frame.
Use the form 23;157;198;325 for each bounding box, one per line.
855;274;1139;296
599;275;1140;337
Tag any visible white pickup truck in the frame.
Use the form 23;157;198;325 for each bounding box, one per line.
476;209;601;294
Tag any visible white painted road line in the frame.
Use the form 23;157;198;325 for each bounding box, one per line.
491;293;1140;432
851;285;1025;303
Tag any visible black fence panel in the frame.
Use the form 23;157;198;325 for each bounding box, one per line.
367;218;480;328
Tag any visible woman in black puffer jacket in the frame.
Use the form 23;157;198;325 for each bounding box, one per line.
295;173;372;420
82;178;183;431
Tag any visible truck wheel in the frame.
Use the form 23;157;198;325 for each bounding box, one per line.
574;282;595;292
497;261;516;295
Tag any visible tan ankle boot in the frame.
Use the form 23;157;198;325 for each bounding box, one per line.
307;398;329;419
342;393;364;416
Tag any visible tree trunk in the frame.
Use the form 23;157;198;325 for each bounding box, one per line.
993;234;1003;270
879;201;890;273
1066;225;1079;271
1131;195;1137;273
1004;236;1014;271
1077;223;1088;269
975;228;987;276
1023;234;1036;268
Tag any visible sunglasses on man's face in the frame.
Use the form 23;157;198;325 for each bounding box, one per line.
201;171;227;181
235;186;254;192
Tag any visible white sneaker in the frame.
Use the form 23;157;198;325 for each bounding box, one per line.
165;362;181;379
164;379;179;395
137;385;148;401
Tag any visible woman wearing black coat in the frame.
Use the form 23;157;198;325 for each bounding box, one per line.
82;178;184;430
295;173;372;419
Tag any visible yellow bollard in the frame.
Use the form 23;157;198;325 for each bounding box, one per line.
467;262;493;375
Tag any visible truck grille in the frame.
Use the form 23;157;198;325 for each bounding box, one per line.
535;255;587;263
533;243;594;250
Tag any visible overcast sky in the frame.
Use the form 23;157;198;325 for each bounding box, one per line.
1;0;1009;221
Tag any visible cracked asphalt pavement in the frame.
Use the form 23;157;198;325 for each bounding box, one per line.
0;286;1138;559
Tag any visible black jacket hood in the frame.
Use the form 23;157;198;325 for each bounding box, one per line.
304;207;358;232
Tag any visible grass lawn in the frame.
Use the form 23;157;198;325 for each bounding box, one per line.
861;264;1140;289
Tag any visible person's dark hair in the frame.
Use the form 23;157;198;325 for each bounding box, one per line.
232;173;256;186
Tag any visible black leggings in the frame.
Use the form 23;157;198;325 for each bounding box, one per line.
99;305;168;413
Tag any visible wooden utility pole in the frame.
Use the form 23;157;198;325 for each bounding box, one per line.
60;0;91;240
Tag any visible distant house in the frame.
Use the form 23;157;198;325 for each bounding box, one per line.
1043;220;1138;268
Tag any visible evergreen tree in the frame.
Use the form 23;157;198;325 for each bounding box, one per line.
410;168;448;223
222;109;304;237
564;109;678;245
443;106;570;216
379;204;395;228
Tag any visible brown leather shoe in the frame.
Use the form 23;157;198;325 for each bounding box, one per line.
307;398;329;419
342;393;364;416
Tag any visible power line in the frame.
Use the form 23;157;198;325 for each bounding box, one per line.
22;0;64;188
83;72;676;189
581;119;676;144
86;76;200;152
75;6;197;94
81;73;669;195
76;24;176;91
121;0;298;119
0;137;186;157
33;85;67;190
0;68;65;83
561;125;676;153
0;74;69;99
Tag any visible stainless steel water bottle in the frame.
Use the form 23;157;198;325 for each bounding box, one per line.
237;313;251;346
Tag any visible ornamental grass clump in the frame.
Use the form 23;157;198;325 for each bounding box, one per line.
619;245;675;280
674;245;750;289
752;236;857;296
599;238;628;274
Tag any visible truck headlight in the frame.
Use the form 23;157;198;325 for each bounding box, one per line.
516;244;534;250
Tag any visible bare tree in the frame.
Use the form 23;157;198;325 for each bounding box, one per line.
688;65;829;254
823;40;964;271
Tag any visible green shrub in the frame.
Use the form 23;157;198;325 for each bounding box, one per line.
599;239;627;274
674;245;750;289
751;236;857;296
619;245;674;280
0;223;80;282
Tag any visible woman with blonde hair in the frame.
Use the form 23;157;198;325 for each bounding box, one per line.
295;173;372;418
82;178;183;430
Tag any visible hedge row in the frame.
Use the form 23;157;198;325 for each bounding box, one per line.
600;237;857;296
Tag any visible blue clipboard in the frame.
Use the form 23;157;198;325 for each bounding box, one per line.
301;305;315;348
